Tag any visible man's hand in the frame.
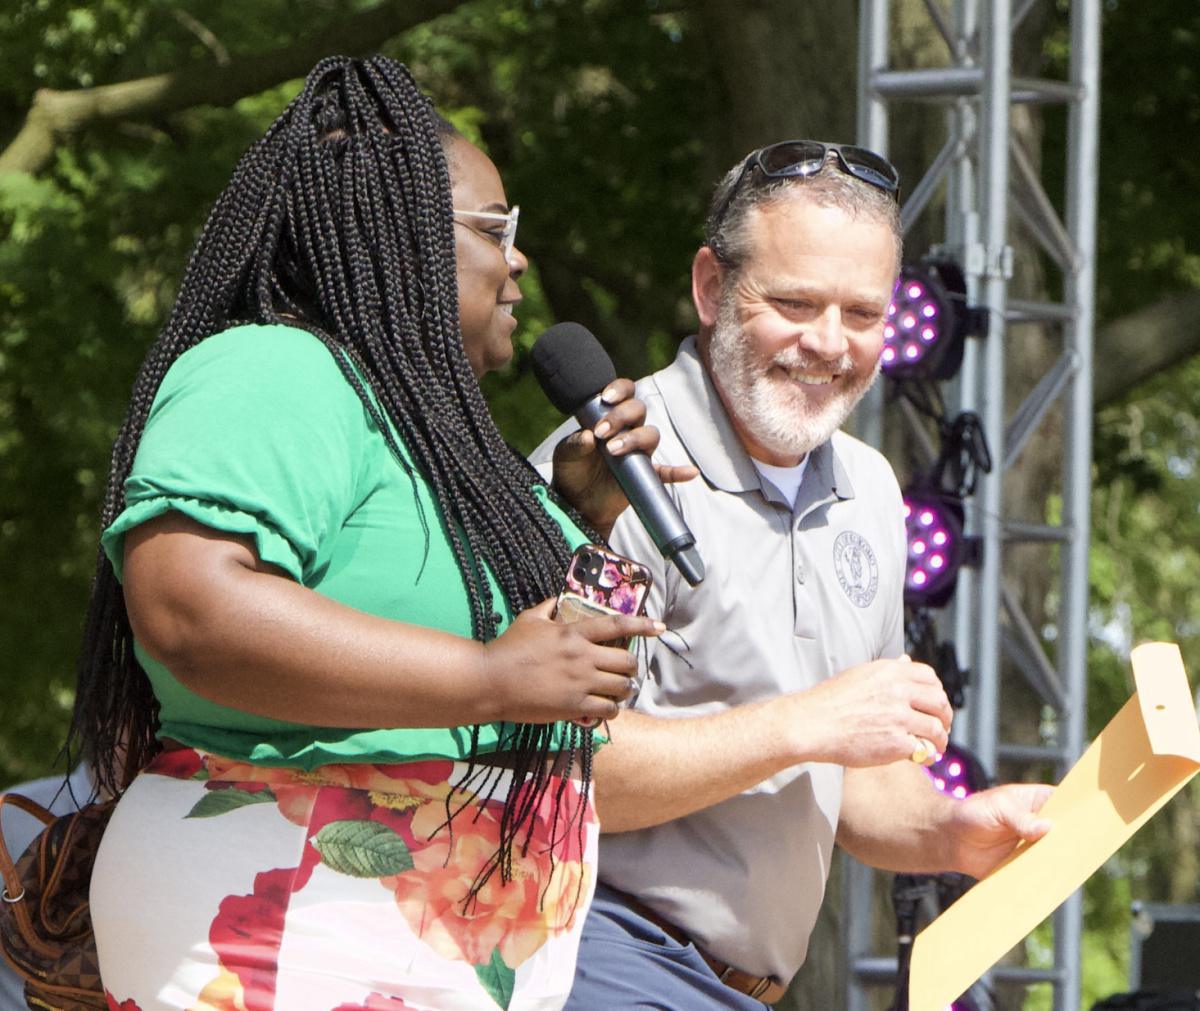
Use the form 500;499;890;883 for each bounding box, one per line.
942;783;1053;878
838;762;1053;876
785;656;954;768
549;379;698;537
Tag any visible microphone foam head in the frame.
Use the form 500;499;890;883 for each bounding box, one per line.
531;322;618;416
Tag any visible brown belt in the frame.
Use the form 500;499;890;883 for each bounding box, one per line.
608;887;787;1005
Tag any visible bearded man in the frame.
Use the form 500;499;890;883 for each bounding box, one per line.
532;141;1050;1010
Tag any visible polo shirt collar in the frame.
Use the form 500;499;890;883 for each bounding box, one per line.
654;336;856;502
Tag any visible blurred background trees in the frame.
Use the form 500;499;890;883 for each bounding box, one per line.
1;1;1197;1006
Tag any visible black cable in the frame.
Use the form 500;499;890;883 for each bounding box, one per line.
931;411;993;498
890;874;939;1011
890;377;992;499
905;608;968;709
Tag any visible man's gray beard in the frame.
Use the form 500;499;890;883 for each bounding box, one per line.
708;293;880;460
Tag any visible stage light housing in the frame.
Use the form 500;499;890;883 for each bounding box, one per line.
925;742;989;800
903;492;965;609
881;259;970;382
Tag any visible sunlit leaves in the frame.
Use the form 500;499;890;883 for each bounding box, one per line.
0;3;360;786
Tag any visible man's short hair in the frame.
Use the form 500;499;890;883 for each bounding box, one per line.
704;152;903;274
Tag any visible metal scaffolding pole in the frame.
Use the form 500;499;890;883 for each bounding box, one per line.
847;2;1100;1009
1053;3;1101;1006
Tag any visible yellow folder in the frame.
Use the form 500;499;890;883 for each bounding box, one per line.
908;642;1200;1011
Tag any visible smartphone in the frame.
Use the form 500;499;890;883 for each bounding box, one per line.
554;544;653;727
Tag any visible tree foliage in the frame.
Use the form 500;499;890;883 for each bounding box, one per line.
0;0;422;782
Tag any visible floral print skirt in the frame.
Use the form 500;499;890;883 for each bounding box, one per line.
92;749;597;1011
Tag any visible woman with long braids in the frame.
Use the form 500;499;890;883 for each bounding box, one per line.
75;55;667;1011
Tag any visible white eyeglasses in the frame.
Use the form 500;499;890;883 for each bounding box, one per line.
452;205;520;262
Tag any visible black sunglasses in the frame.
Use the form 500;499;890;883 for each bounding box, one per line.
710;139;901;235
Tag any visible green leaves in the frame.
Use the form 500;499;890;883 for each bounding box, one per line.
185;787;277;818
474;948;516;1009
308;816;518;1011
311;820;415;878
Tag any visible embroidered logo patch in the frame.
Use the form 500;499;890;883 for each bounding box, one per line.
833;531;879;608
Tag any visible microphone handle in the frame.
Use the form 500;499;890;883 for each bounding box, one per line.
575;396;705;585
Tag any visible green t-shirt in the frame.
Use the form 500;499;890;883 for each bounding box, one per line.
102;323;587;768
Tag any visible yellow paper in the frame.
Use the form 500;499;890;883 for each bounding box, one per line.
908;642;1200;1011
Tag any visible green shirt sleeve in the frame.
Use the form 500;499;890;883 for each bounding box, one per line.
102;324;370;584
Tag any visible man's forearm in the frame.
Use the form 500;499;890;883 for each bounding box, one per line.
836;762;1054;879
592;705;803;832
836;762;956;872
593;655;957;833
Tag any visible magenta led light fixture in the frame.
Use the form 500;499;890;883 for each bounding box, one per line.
903;493;965;608
881;260;970;381
925;742;989;803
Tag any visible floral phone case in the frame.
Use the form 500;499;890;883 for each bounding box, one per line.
555;544;653;728
556;544;653;623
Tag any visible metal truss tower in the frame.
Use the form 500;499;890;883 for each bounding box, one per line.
846;2;1100;1009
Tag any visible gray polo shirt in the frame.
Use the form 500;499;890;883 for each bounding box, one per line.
530;337;905;985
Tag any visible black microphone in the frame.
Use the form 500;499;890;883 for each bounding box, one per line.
531;322;705;586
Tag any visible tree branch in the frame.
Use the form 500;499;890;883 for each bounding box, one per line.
173;10;231;67
1094;289;1200;407
0;0;464;176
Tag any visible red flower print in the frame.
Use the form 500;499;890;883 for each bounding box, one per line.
144;747;204;780
206;866;296;1011
371;760;455;787
386;776;592;970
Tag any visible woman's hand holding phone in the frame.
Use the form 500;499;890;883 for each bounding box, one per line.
480;597;661;726
552;544;654;727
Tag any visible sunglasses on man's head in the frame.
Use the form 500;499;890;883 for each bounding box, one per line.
710;140;900;234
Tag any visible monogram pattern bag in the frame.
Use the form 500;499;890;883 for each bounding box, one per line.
0;790;114;1010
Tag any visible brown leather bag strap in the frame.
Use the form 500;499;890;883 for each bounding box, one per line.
0;791;56;903
0;790;113;1008
0;790;62;961
0;791;58;826
41;802;111;937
